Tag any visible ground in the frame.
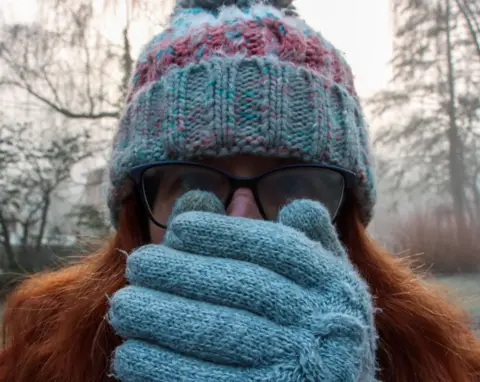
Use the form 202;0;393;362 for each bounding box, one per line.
433;273;480;330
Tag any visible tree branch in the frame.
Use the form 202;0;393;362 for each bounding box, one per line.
455;0;480;59
3;80;119;119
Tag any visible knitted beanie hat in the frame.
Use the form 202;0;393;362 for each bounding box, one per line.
108;0;376;226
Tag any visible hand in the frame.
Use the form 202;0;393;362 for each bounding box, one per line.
108;192;378;381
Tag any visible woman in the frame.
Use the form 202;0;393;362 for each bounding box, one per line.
1;0;480;381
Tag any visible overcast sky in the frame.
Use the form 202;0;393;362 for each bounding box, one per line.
2;0;393;98
296;0;392;97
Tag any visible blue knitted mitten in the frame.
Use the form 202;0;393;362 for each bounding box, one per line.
108;192;378;381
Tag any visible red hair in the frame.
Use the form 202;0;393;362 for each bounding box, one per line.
1;196;480;381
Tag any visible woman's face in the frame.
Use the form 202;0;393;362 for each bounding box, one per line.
148;156;299;243
145;155;348;243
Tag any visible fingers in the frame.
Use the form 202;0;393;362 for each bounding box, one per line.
112;340;299;382
109;286;306;367
112;339;239;382
278;199;346;258
276;201;373;323
162;198;368;319
125;244;315;326
164;212;324;287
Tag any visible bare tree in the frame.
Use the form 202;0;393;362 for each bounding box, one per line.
0;0;171;122
0;1;124;121
455;0;480;58
0;0;162;265
0;117;95;269
370;0;480;230
0;121;27;268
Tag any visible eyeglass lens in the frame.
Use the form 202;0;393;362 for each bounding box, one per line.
141;164;345;227
257;167;344;221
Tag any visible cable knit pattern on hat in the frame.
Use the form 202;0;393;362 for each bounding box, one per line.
108;0;376;225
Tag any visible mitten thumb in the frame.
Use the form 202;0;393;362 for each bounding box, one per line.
278;199;346;257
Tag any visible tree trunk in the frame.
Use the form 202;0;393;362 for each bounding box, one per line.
121;0;133;98
473;168;480;224
0;210;16;269
21;219;30;254
35;193;51;250
121;25;133;97
445;0;467;233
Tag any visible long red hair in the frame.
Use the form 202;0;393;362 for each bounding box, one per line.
1;195;480;381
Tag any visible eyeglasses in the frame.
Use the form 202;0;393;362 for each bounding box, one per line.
129;161;356;228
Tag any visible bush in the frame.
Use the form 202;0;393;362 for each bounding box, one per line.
0;271;27;299
391;211;480;275
0;244;96;300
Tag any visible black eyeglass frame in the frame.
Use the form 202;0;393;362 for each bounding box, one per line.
129;160;357;229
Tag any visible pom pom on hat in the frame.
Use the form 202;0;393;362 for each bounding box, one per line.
176;0;294;11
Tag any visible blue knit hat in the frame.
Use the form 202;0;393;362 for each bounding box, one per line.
108;0;376;226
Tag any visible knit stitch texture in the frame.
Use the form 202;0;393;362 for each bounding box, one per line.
107;0;376;226
108;191;379;381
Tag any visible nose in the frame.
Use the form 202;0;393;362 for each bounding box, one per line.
227;188;262;219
